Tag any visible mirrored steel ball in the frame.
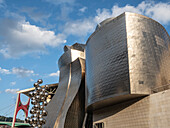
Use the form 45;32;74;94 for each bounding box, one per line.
34;104;40;109
36;109;40;115
38;124;42;128
43;101;48;106
32;105;36;110
33;91;38;96
42;118;46;124
38;114;43;119
32;123;36;127
44;85;49;90
32;117;38;124
30;108;35;114
44;92;48;97
39;105;44;110
42;109;48;116
31;99;37;105
39;91;44;97
32;113;38;118
29;118;33;124
29;91;34;97
36;86;42;92
35;95;41;102
31;97;36;101
34;82;39;88
25;117;30;123
40;97;46;102
41;88;46;92
37;79;43;84
39;118;46;125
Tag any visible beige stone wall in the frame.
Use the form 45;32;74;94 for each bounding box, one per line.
93;89;170;128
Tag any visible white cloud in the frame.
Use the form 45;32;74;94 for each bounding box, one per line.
61;1;170;42
12;67;34;77
20;7;51;24
29;79;34;82
5;88;19;94
79;7;87;13
94;8;113;23
10;81;16;86
94;1;170;24
43;0;75;5
49;70;60;77
143;2;170;24
0;77;1;80
0;19;66;58
0;1;170;59
0;0;4;7
59;5;73;21
63;18;95;37
0;66;36;77
0;67;11;74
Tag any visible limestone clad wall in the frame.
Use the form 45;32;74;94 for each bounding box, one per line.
93;89;170;128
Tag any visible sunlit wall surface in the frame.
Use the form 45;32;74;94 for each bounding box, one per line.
86;12;170;110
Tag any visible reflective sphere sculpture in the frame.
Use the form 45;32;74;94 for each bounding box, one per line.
39;118;43;125
42;118;46;124
39;105;44;110
39;118;46;125
39;114;43;118
34;104;40;109
32;117;38;124
38;124;42;128
29;92;33;97
41;88;46;92
36;109;40;115
36;86;42;92
33;91;37;96
29;118;33;124
44;92;48;97
44;85;49;90
41;97;46;102
42;110;48;116
30;108;35;114
34;82;39;88
31;100;37;105
27;79;48;127
43;101;48;106
31;97;36;101
25;117;30;123
35;95;41;101
32;123;36;127
32;114;38;117
39;91;44;96
37;79;43;84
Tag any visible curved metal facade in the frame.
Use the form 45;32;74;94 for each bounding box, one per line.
126;13;170;94
86;12;170;110
44;44;85;128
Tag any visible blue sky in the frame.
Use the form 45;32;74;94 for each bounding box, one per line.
0;0;170;119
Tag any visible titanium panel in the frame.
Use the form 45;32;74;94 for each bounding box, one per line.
43;44;85;128
126;12;170;94
86;12;170;110
86;13;130;110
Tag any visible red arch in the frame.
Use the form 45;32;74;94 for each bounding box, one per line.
12;93;30;127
